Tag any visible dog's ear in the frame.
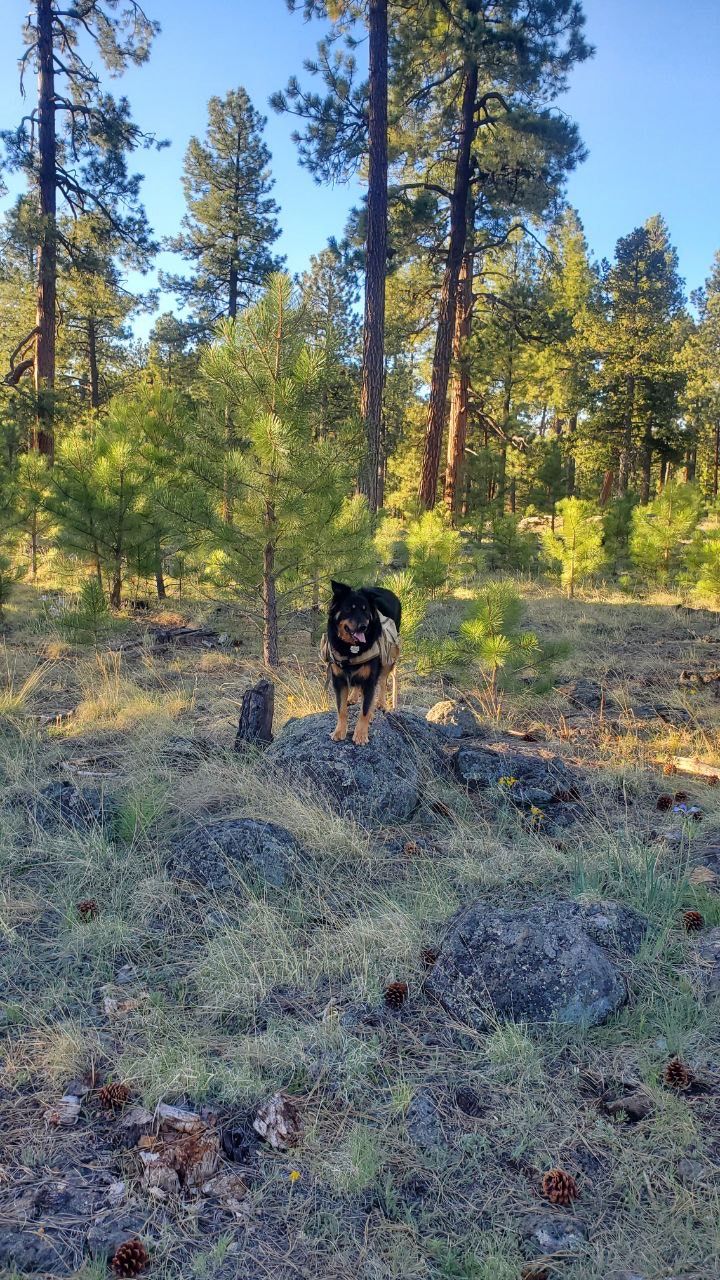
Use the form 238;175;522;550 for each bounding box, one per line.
330;580;351;599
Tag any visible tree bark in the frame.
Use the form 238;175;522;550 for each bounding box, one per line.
418;61;478;508
262;528;279;667
88;316;100;410
566;412;577;495
155;538;166;599
34;0;57;458
358;0;388;513
443;247;473;522
617;373;635;495
640;422;653;504
714;420;720;499
234;677;274;751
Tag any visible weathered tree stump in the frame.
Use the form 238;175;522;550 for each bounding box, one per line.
234;678;274;751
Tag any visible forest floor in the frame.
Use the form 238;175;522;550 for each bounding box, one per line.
1;581;719;1280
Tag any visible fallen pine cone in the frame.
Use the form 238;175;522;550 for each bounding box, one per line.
540;1167;579;1206
662;1057;695;1090
420;946;440;969
663;762;677;776
521;1264;550;1280
97;1082;132;1109
110;1238;149;1277
656;794;673;811
402;840;421;856
682;909;704;933
76;898;99;921
384;980;409;1010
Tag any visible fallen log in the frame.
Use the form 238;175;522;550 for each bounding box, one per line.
658;756;720;783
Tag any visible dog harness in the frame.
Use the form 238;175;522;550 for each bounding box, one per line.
320;611;400;673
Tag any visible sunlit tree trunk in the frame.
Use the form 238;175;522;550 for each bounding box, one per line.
34;0;57;458
418;62;478;508
359;0;388;513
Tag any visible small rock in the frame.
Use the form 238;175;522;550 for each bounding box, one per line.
676;1156;709;1186
169;817;304;890
86;1212;147;1260
44;1093;82;1126
687;926;720;996
454;743;582;808
29;780;113;831
406;1088;445;1149
426;699;480;739
521;1211;588;1257
602;1090;654;1122
558;678;609;711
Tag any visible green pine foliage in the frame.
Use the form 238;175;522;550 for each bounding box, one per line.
405;510;462;596
171;272;367;665
629;481;701;583
543;496;606;597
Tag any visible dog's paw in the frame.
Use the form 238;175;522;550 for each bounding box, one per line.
352;724;370;746
330;727;347;742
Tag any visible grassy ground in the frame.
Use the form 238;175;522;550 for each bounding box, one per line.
1;580;720;1279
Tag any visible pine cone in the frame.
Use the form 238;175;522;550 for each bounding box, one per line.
656;793;673;811
662;1057;695;1090
402;840;421;856
76;898;99;921
420;946;440;969
674;790;689;803
384;980;409;1010
97;1082;132;1109
110;1238;149;1277
540;1167;579;1206
663;762;677;776
521;1264;550;1280
682;909;704;933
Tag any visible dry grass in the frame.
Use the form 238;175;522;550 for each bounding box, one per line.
1;580;720;1278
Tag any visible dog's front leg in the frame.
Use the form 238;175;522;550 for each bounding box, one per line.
330;679;349;742
352;681;376;746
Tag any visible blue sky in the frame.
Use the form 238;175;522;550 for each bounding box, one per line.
1;0;719;333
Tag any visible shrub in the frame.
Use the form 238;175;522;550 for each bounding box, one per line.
405;510;461;596
543;496;606;597
629;481;701;583
485;514;539;573
57;577;118;645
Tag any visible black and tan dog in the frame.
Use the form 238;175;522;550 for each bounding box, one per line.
322;580;401;746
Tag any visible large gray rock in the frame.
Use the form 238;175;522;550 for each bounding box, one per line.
0;1228;75;1275
169;818;304;890
263;710;449;825
426;899;647;1030
454;742;582;807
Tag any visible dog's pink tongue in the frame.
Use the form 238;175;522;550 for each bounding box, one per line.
353;630;366;644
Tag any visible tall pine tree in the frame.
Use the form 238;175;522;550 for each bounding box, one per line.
164;88;282;335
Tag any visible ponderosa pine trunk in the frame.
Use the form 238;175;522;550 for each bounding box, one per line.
262;513;279;668
566;413;577;495
443;247;473;522
714;420;720;498
617;373;635;495
155;538;166;600
359;0;388;513
88;316;100;410
640;422;653;504
418;61;478;508
34;0;57;458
